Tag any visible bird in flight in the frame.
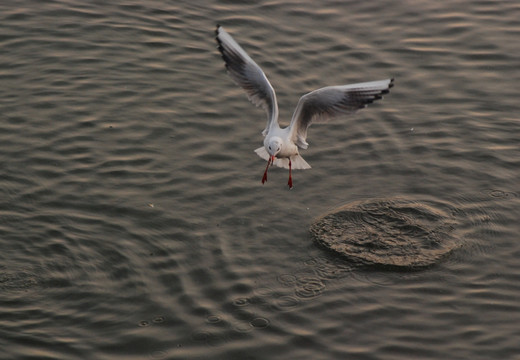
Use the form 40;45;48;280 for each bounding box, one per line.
215;25;394;189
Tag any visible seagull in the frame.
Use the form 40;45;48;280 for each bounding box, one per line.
215;25;394;189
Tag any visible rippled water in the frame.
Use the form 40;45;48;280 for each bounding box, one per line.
310;197;462;269
1;1;519;359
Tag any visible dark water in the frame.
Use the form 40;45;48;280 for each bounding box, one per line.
1;1;519;359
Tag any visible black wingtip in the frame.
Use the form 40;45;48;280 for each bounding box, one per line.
215;25;231;68
215;26;224;52
389;78;395;88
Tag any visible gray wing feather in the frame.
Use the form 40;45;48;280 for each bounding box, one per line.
216;25;278;136
289;79;394;149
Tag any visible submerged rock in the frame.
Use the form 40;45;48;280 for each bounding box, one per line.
310;198;460;269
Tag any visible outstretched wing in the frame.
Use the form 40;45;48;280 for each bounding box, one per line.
288;79;394;149
215;25;279;136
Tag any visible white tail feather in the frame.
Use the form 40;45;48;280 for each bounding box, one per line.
291;154;312;169
254;147;311;170
254;146;270;161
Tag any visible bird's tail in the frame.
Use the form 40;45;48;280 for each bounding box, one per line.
254;147;311;170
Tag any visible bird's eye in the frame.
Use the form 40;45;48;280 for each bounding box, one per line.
269;146;271;150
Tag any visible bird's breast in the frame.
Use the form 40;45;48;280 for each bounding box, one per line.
277;142;299;158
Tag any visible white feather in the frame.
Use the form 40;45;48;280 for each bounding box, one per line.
254;147;311;169
218;26;393;187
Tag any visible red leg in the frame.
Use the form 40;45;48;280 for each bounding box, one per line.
288;159;293;189
262;157;271;184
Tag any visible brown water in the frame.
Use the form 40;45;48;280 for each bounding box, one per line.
1;1;520;359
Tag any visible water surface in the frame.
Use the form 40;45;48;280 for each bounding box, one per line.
1;1;520;359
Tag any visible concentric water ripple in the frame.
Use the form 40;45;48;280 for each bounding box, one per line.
0;266;41;293
310;197;461;269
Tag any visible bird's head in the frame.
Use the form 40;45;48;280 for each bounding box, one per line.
267;137;282;157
